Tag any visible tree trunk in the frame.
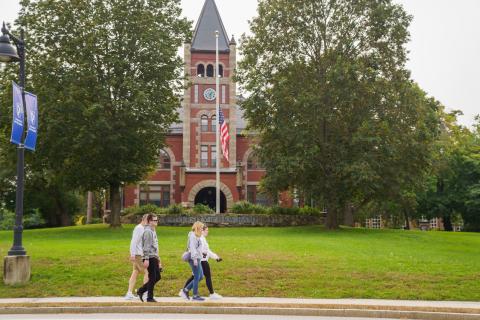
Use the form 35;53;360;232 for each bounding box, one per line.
86;191;93;224
325;206;339;230
109;183;122;228
343;204;354;227
403;210;410;230
443;214;453;231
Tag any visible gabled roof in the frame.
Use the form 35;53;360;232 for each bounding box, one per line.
191;0;230;53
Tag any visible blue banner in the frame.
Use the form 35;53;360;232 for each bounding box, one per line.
10;81;24;145
24;92;38;151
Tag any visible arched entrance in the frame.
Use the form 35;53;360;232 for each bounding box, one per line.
194;187;227;213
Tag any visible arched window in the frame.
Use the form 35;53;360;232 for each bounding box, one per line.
247;154;263;170
211;115;216;132
218;64;224;77
206;64;214;77
201;115;208;132
158;149;171;169
197;64;205;77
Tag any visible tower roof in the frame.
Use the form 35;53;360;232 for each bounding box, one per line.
191;0;230;53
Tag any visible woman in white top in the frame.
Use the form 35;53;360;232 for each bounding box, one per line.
183;224;223;299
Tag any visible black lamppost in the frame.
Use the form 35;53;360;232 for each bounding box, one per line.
0;22;27;256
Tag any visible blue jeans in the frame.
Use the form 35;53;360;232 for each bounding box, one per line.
185;258;203;295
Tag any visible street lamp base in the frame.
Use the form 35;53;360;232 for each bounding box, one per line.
3;255;30;285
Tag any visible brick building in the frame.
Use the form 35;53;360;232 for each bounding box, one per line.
123;0;267;213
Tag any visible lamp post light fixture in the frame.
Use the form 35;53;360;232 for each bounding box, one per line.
0;21;31;285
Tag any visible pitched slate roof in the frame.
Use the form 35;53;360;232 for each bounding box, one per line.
191;0;230;53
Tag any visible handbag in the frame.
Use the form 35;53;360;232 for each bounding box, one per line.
182;251;191;262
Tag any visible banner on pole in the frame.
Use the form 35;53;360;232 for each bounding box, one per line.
10;81;24;145
24;92;38;151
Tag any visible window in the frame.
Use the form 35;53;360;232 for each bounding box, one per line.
218;64;224;77
211;115;216;132
247;154;263;170
206;64;214;77
201;115;208;132
197;64;205;77
247;185;272;206
158;149;171;169
201;145;208;167
430;218;438;230
366;216;382;229
211;145;217;168
139;184;170;207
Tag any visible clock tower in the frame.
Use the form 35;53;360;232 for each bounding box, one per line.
182;0;237;170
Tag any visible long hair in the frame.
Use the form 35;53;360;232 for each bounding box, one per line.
191;221;204;237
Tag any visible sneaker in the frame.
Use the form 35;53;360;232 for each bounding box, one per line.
136;289;145;302
143;292;148;301
192;295;205;301
209;293;223;300
124;292;135;300
146;298;158;303
179;288;190;301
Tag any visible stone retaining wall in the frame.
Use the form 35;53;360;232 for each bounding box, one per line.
122;214;323;227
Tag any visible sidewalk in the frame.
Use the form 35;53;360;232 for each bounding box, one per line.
0;297;479;319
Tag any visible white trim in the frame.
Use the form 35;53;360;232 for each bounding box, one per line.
140;181;171;185
194;85;199;103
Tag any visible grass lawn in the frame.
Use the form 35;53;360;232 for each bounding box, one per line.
0;224;479;300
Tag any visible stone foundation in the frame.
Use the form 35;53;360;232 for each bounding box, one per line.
122;214;323;227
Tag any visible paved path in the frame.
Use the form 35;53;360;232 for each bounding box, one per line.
0;313;394;320
0;297;478;320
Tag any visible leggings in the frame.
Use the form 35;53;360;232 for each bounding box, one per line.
184;260;214;294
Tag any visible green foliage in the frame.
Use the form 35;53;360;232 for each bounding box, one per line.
0;0;192;227
122;204;164;216
166;204;184;215
230;201;268;214
0;207;45;230
237;0;440;229
191;204;214;214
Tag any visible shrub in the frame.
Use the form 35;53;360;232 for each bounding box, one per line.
230;201;268;214
268;206;298;215
192;204;214;214
123;204;164;216
166;204;184;215
298;206;322;216
0;208;46;230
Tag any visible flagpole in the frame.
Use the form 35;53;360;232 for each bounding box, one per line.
215;30;220;214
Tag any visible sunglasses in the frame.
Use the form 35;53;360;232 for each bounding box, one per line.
152;219;158;222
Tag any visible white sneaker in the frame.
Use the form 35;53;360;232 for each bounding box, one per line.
179;289;190;300
209;293;223;300
124;292;135;300
143;292;148;301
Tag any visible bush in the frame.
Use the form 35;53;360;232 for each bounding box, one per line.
0;208;15;230
298;206;322;216
0;208;46;230
268;206;299;215
192;204;214;214
230;201;268;214
123;204;165;216
166;204;184;215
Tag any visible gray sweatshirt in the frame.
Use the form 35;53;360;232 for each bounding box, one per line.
188;231;202;261
142;225;159;260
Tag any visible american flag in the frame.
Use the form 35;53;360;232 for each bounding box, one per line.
218;109;230;162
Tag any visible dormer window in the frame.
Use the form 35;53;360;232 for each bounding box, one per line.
197;64;205;77
206;64;214;77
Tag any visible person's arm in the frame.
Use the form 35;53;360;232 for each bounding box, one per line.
189;233;201;261
142;230;153;262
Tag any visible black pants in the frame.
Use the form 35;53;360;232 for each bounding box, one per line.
139;257;161;300
184;260;214;294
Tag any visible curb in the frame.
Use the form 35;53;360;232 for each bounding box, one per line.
0;304;479;319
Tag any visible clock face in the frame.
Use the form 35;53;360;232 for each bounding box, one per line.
203;88;216;101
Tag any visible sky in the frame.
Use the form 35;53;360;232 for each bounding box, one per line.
1;0;479;127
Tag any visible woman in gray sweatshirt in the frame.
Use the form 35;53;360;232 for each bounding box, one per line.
179;221;205;301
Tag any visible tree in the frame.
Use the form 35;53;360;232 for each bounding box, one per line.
9;0;190;227
237;0;440;229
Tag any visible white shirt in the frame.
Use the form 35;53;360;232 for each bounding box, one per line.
130;224;144;256
200;236;219;262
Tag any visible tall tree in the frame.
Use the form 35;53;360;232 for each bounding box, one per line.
8;0;190;227
237;0;440;229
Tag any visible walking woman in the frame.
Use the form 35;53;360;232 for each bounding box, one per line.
183;224;223;299
179;221;205;301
